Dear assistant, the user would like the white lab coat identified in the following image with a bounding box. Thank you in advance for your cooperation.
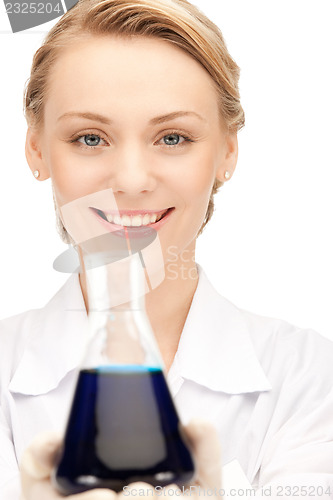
[1,265,333,499]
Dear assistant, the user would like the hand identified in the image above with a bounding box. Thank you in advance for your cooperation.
[20,420,222,500]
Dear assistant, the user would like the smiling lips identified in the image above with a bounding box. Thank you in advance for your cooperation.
[90,207,173,227]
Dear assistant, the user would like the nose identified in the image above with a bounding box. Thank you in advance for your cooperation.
[109,144,157,195]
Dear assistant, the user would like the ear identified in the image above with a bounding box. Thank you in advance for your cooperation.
[216,132,238,183]
[25,127,50,181]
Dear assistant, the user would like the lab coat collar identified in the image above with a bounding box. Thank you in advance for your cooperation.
[9,273,88,396]
[172,265,272,394]
[9,266,271,396]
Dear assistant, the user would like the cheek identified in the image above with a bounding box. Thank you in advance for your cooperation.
[45,141,103,206]
[163,150,216,248]
[173,150,216,209]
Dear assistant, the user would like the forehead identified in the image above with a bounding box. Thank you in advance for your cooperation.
[44,35,219,125]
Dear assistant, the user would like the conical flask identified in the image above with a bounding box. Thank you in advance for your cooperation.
[53,249,195,495]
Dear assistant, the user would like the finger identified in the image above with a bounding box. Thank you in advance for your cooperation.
[23,480,117,500]
[20,432,62,499]
[20,433,119,500]
[21,432,62,479]
[184,419,222,489]
[20,477,62,500]
[68,489,118,500]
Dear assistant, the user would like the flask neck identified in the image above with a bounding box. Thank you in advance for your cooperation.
[84,252,147,313]
[80,251,163,370]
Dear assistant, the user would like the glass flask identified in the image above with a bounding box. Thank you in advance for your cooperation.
[53,248,195,495]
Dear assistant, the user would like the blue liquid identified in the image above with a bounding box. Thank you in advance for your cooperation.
[54,367,195,495]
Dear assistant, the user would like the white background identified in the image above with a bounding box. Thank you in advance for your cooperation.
[0,1,332,340]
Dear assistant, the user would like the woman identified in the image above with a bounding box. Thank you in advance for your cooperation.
[1,0,333,498]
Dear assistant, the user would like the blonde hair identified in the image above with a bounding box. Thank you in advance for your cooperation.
[24,0,244,241]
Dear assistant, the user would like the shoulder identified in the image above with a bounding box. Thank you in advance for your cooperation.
[239,306,333,394]
[0,308,40,349]
[241,305,333,362]
[0,274,80,339]
[0,279,66,347]
[0,309,41,387]
[0,275,81,383]
[199,266,333,391]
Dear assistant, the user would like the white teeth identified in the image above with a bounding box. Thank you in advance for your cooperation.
[143,214,151,225]
[102,211,168,227]
[121,215,131,226]
[114,215,122,225]
[131,215,142,226]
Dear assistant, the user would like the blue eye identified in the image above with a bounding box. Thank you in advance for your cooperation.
[79,134,102,147]
[160,133,195,148]
[163,134,183,146]
[70,133,109,150]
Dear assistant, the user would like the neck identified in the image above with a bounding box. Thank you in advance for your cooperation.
[78,243,198,370]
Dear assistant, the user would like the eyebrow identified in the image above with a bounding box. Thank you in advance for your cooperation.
[57,111,112,124]
[149,111,206,125]
[57,110,206,125]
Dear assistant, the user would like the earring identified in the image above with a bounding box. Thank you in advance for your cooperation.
[33,170,40,179]
[224,171,231,180]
